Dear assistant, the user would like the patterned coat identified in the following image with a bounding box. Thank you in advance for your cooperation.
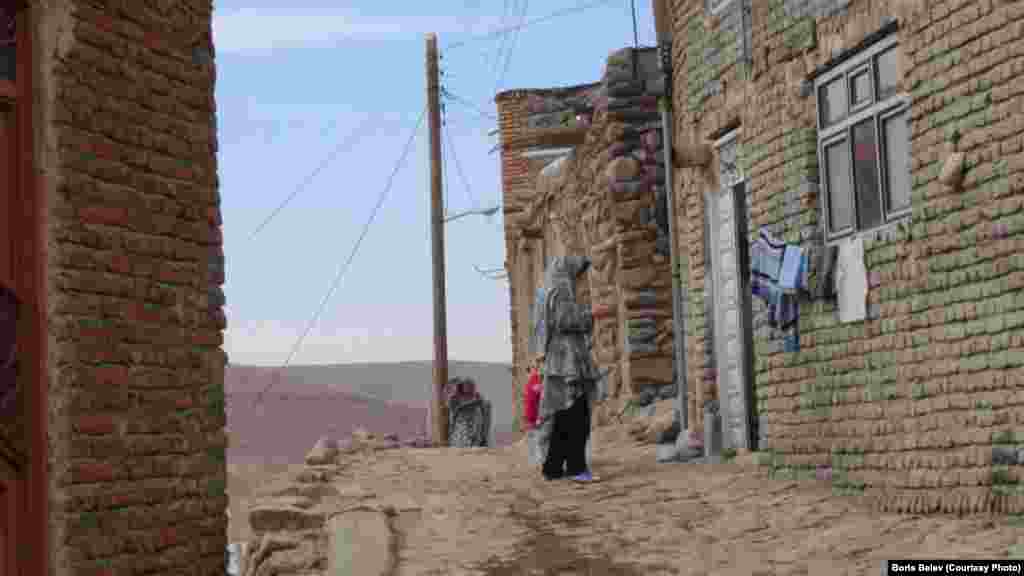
[531,255,598,465]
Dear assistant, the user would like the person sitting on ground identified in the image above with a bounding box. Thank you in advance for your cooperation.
[447,377,492,448]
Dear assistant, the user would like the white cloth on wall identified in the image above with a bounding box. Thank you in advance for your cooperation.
[835,235,867,323]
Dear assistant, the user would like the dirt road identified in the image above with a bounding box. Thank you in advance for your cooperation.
[236,432,1024,575]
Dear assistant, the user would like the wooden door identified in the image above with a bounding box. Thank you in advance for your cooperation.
[0,456,19,576]
[0,76,19,576]
[0,3,36,574]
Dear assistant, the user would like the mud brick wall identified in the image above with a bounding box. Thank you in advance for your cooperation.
[602,48,677,404]
[671,0,1024,513]
[41,1,228,573]
[497,83,603,427]
[499,47,682,428]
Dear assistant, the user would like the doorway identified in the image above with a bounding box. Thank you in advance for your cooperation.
[706,129,757,451]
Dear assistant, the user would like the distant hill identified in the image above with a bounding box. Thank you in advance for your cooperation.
[225,361,517,465]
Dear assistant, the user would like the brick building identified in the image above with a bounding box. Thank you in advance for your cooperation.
[500,0,1024,514]
[668,0,1024,513]
[0,1,226,574]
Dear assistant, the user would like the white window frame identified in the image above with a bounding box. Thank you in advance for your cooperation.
[815,33,911,244]
[707,0,735,17]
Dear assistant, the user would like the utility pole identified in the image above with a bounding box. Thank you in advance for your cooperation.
[426,33,449,447]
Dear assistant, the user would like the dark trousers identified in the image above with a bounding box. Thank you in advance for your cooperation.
[542,394,590,479]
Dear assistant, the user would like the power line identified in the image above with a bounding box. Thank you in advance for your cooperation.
[247,115,376,242]
[442,88,498,121]
[490,0,513,85]
[494,0,530,94]
[444,120,476,211]
[442,98,451,217]
[255,106,428,404]
[443,0,620,51]
[630,0,639,48]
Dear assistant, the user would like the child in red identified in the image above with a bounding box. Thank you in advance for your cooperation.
[523,357,543,430]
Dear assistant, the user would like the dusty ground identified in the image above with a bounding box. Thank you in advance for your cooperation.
[232,426,1024,575]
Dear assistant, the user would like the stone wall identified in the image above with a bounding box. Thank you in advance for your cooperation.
[41,1,228,572]
[671,0,1024,513]
[498,47,680,430]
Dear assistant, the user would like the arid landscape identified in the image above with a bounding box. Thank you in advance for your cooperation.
[225,360,516,543]
[226,360,517,465]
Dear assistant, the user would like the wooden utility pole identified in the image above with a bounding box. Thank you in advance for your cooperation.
[426,33,449,446]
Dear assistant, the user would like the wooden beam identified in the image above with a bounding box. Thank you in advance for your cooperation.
[503,125,587,151]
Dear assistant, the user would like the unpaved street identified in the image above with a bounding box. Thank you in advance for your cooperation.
[235,429,1024,575]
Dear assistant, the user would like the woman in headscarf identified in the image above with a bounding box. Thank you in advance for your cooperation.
[535,256,600,483]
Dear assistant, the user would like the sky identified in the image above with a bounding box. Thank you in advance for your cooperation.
[215,0,658,366]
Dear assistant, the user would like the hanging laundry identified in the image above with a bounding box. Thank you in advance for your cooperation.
[782,333,800,353]
[778,245,803,293]
[814,244,839,299]
[751,228,785,283]
[800,251,810,294]
[835,236,868,323]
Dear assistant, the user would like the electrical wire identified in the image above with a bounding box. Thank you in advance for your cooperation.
[254,106,428,404]
[444,119,476,211]
[443,0,620,51]
[442,99,451,218]
[630,0,639,48]
[494,0,529,94]
[247,114,376,242]
[490,0,513,86]
[442,88,498,121]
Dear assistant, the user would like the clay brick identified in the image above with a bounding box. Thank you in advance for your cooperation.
[73,414,118,436]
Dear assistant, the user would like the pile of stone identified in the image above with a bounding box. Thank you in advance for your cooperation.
[239,429,427,576]
[600,47,677,401]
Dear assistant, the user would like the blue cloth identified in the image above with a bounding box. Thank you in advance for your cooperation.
[783,332,800,353]
[748,229,802,334]
[751,228,785,283]
[778,245,803,292]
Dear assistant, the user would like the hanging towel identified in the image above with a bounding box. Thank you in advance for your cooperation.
[814,245,839,299]
[836,236,868,323]
[751,228,786,283]
[778,245,803,292]
[800,251,810,292]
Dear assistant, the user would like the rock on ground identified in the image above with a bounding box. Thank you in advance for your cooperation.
[305,436,340,466]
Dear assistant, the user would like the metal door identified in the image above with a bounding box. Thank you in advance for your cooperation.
[707,132,756,451]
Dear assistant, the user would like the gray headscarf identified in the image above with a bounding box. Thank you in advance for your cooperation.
[531,255,598,465]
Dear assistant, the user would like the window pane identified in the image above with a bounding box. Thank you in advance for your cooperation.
[852,120,883,230]
[850,71,871,106]
[826,140,853,233]
[819,78,846,127]
[876,47,900,100]
[883,111,911,213]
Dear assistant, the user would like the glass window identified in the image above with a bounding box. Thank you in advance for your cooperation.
[876,47,900,101]
[852,120,883,230]
[816,37,908,240]
[826,139,853,233]
[819,78,846,128]
[882,111,911,213]
[850,70,872,107]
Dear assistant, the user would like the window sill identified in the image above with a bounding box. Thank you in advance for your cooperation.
[825,216,911,248]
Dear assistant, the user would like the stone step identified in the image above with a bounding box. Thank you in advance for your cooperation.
[327,507,394,576]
